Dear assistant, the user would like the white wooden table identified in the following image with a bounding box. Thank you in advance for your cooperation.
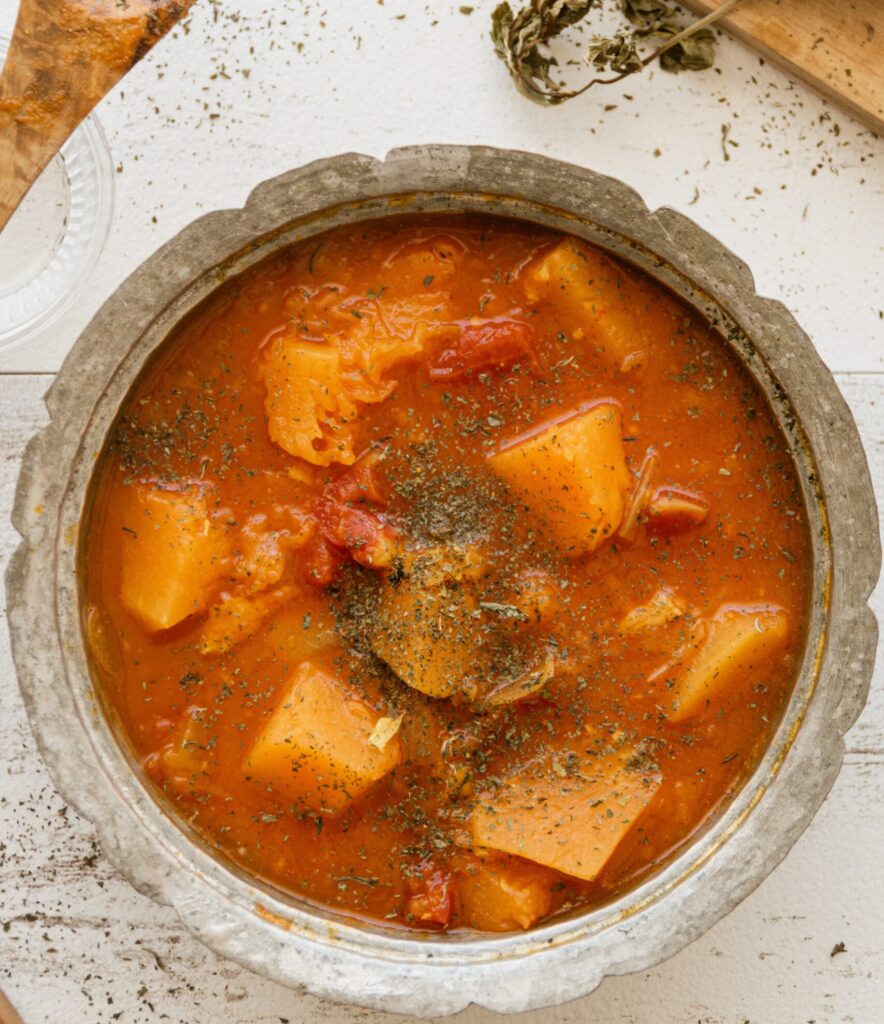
[0,3,881,1021]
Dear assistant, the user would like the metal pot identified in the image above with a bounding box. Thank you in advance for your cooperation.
[7,146,879,1017]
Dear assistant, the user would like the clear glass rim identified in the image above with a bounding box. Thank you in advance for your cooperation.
[0,31,115,352]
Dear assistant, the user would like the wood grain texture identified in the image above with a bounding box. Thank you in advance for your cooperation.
[682,0,884,133]
[0,990,24,1024]
[0,0,194,230]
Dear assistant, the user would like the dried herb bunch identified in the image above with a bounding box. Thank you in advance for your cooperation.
[491,0,743,105]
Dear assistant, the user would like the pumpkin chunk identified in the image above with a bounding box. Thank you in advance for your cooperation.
[261,596,338,668]
[478,647,555,710]
[373,547,551,705]
[199,585,292,657]
[118,482,230,633]
[260,316,430,468]
[458,856,554,931]
[260,336,359,467]
[471,740,660,882]
[244,661,401,815]
[523,239,647,365]
[371,546,487,699]
[669,604,790,721]
[488,404,630,556]
[232,511,313,593]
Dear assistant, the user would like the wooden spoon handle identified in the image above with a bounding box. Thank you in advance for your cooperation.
[0,27,78,231]
[0,988,24,1024]
[0,0,196,234]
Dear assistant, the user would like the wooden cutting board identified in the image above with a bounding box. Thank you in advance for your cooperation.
[682,0,884,133]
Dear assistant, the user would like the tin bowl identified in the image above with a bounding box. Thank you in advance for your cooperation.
[6,146,879,1017]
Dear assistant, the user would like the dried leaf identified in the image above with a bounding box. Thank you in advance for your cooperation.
[491,0,600,104]
[491,0,740,103]
[620,0,672,24]
[478,600,529,620]
[587,31,642,75]
[659,27,716,71]
[621,0,718,70]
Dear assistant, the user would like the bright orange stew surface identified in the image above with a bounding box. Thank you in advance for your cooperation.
[85,214,810,933]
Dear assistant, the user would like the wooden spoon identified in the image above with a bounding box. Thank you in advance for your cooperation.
[0,0,196,233]
[0,988,23,1024]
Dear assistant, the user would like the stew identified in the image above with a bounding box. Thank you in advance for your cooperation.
[84,214,809,932]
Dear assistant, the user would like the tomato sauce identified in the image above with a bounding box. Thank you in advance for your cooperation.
[84,214,810,932]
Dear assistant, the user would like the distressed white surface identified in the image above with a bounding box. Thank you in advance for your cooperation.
[0,1,881,1021]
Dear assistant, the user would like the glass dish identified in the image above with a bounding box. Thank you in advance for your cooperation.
[0,33,114,352]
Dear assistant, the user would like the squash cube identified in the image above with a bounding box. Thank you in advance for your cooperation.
[458,857,554,931]
[524,240,646,365]
[669,604,790,721]
[260,335,359,467]
[471,740,660,882]
[119,482,230,633]
[371,546,487,699]
[261,321,429,467]
[488,404,630,556]
[199,585,292,657]
[244,661,401,815]
[262,598,338,669]
[233,511,313,593]
[336,316,429,403]
[372,591,465,699]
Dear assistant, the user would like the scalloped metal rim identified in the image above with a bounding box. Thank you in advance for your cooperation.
[6,146,880,1017]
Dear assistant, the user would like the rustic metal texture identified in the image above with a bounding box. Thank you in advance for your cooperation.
[6,146,880,1017]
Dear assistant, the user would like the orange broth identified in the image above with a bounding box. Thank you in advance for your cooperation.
[84,214,810,932]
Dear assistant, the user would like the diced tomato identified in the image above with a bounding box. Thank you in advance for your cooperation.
[428,319,536,380]
[324,454,387,506]
[646,487,709,534]
[317,500,397,569]
[406,869,453,927]
[314,455,397,570]
[301,532,344,588]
